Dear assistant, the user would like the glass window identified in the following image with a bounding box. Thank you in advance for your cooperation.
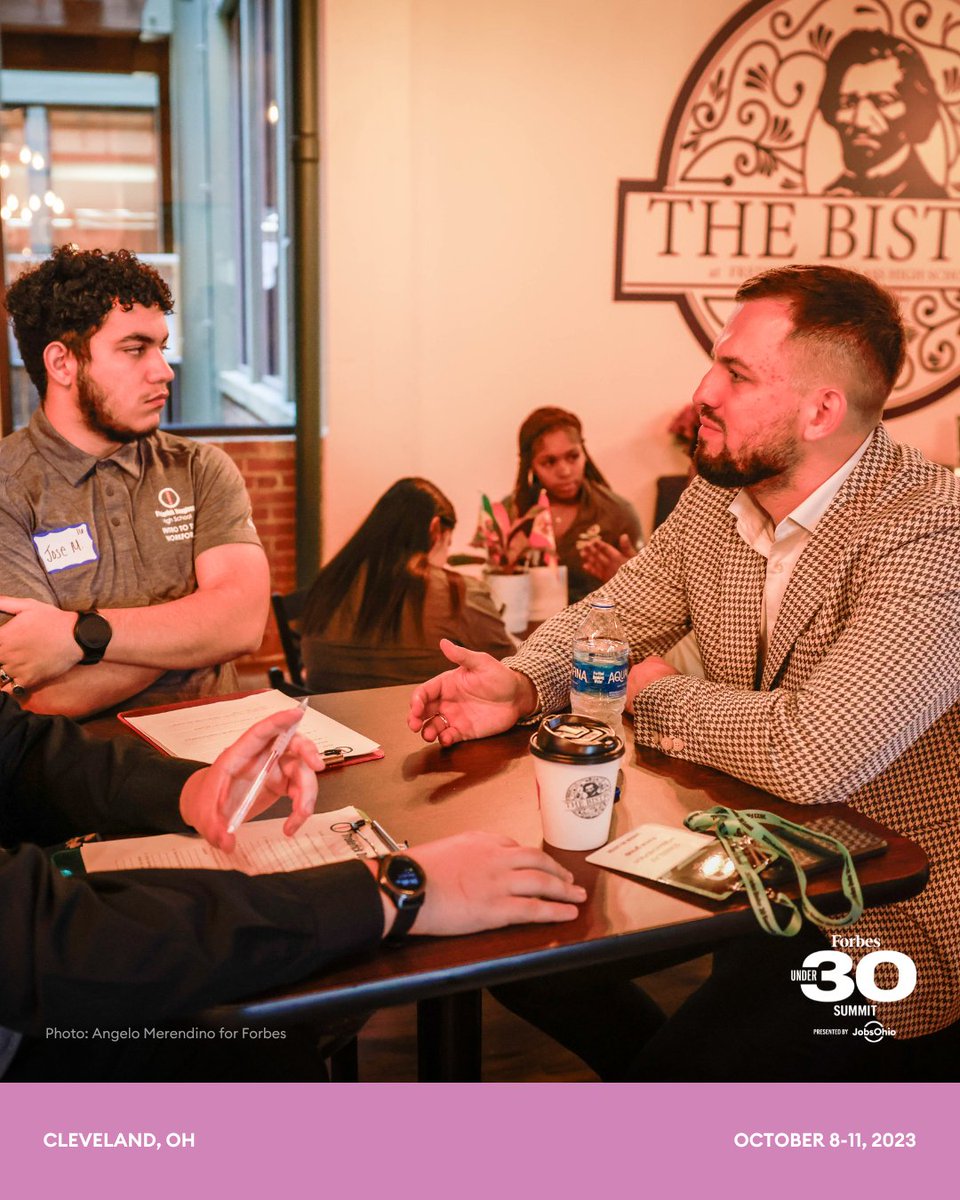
[0,89,179,429]
[0,3,294,433]
[217,0,292,426]
[47,107,162,254]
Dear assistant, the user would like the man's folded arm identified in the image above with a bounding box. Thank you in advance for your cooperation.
[18,663,165,720]
[101,542,270,668]
[0,542,269,707]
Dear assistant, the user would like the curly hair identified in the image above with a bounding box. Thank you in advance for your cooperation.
[4,245,174,399]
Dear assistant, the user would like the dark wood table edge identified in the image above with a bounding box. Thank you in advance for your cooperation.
[85,688,930,1080]
[200,837,928,1080]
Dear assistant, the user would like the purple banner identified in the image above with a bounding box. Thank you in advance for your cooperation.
[1,1081,953,1196]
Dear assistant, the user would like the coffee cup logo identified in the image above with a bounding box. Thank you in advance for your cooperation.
[565,776,612,819]
[616,0,960,416]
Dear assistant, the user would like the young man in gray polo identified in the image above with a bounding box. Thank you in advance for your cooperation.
[0,246,269,718]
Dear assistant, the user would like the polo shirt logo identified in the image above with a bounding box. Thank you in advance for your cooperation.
[33,524,98,572]
[153,486,196,543]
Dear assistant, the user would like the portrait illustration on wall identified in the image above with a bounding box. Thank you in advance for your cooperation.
[617,0,960,416]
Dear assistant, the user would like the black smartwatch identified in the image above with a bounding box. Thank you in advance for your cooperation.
[377,853,426,943]
[73,610,113,665]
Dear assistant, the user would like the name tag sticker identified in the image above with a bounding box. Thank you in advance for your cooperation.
[33,524,98,573]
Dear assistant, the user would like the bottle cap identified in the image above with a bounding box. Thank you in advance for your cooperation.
[530,713,625,764]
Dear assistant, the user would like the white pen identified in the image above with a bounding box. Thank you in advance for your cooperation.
[226,696,310,834]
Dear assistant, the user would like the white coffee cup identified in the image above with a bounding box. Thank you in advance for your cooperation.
[530,714,624,851]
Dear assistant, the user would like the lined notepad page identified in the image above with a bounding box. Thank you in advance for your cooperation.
[78,808,393,876]
[121,691,381,764]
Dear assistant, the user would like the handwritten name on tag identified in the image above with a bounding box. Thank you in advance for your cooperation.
[33,524,98,572]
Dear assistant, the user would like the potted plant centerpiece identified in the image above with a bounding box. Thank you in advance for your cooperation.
[472,491,565,633]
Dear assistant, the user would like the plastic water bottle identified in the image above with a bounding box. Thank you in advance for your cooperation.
[569,599,629,729]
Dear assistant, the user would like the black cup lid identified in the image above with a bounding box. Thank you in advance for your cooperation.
[530,713,624,764]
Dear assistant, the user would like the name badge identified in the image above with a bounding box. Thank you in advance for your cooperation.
[33,524,98,573]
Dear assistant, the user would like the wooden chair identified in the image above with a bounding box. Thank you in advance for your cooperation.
[266,665,310,697]
[271,587,309,686]
[653,474,689,530]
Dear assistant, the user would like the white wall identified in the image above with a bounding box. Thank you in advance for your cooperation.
[319,0,960,559]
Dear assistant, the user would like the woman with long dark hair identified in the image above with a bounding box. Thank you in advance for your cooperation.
[510,407,642,603]
[302,478,514,692]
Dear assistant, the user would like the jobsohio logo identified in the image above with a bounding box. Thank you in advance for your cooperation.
[615,0,960,415]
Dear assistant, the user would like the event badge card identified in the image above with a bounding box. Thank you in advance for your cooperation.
[54,806,397,878]
[587,823,745,900]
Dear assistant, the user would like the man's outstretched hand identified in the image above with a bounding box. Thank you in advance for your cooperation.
[407,639,538,746]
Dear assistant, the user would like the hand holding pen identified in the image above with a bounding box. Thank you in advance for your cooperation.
[227,696,311,833]
[179,698,327,852]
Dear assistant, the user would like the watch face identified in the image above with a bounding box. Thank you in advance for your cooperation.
[385,855,425,895]
[77,612,111,651]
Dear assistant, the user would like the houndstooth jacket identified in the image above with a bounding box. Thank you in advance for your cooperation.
[508,425,960,1039]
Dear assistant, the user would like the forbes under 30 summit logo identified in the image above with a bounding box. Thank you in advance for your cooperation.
[615,0,960,416]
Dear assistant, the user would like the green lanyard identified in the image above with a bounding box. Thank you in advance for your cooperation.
[684,805,864,937]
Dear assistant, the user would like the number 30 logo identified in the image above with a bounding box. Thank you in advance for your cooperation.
[800,950,917,1003]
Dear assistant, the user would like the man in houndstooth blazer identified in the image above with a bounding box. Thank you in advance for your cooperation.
[410,264,960,1073]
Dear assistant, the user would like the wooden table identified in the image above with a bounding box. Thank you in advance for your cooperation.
[153,685,928,1079]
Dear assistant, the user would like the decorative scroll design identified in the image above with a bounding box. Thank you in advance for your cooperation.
[906,290,960,372]
[673,0,960,195]
[616,0,960,415]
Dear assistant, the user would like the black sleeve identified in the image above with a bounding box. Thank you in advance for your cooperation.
[0,696,385,1035]
[2,847,384,1036]
[0,694,198,847]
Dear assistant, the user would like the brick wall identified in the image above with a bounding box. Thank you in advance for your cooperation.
[207,436,298,680]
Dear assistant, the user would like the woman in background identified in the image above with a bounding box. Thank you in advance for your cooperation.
[510,407,642,603]
[302,478,514,692]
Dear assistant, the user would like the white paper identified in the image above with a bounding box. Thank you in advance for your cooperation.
[121,690,381,764]
[77,808,394,876]
[586,822,714,882]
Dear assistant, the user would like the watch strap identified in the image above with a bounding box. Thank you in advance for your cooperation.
[384,901,420,944]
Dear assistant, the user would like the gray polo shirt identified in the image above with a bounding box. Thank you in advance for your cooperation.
[0,409,262,713]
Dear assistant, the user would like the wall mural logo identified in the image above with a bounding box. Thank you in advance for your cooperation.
[615,0,960,415]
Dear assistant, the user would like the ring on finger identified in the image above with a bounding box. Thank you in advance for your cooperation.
[0,669,24,697]
[427,711,450,730]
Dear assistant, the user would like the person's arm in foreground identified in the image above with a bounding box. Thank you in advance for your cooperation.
[1,699,583,1035]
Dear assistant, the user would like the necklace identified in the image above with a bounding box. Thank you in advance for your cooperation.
[549,500,579,536]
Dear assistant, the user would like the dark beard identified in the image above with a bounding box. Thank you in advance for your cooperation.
[77,367,143,445]
[694,440,798,489]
